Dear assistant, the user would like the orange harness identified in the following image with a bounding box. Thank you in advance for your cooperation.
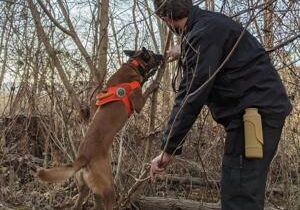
[96,81,141,117]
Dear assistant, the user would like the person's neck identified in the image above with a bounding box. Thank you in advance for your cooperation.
[175,17,188,30]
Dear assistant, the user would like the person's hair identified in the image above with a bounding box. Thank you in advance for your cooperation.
[154,0,193,20]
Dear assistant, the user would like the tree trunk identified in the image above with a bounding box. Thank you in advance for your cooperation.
[263,0,274,50]
[0,3,14,89]
[205,0,215,11]
[97,0,109,87]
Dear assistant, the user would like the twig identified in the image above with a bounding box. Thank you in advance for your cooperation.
[267,33,300,53]
[121,166,150,207]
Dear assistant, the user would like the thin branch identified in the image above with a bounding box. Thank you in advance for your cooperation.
[36,0,72,36]
[267,33,300,53]
[27,0,86,121]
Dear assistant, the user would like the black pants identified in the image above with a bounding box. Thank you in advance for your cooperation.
[221,116,285,210]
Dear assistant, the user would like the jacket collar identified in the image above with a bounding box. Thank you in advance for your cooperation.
[183,6,205,36]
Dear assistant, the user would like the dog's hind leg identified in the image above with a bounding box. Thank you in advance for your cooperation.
[84,157,114,210]
[93,193,104,210]
[92,189,113,210]
[72,171,90,210]
[101,189,114,210]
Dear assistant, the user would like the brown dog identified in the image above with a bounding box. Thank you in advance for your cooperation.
[37,48,163,210]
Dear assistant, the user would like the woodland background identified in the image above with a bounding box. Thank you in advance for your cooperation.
[0,0,299,209]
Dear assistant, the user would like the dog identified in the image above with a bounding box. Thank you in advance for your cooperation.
[37,47,164,210]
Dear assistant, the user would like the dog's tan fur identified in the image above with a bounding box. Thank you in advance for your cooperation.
[37,62,152,210]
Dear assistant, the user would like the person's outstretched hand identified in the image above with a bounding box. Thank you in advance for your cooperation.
[150,152,172,182]
[167,45,181,60]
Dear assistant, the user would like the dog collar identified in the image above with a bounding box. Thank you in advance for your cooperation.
[130,59,146,78]
[95,81,141,117]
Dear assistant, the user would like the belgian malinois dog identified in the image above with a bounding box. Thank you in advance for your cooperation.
[37,48,163,210]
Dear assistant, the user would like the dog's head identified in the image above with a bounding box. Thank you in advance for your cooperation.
[124,47,164,83]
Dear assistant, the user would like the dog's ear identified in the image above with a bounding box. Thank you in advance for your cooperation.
[129,87,145,113]
[141,47,151,62]
[124,50,137,58]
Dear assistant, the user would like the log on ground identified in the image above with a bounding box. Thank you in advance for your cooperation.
[132,197,278,210]
[132,197,220,210]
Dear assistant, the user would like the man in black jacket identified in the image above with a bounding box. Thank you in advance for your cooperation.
[150,1,292,210]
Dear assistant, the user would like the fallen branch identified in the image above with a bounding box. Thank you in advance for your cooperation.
[157,175,220,188]
[157,175,298,195]
[132,197,279,210]
[133,197,221,210]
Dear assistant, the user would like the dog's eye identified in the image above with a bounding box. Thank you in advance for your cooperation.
[142,52,150,61]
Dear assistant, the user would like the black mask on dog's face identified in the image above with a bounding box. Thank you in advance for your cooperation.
[124,47,164,81]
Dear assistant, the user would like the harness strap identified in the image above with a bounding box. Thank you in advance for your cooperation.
[96,81,141,117]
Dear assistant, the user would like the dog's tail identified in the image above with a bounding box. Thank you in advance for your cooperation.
[37,156,87,183]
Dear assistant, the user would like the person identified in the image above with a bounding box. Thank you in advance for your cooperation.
[150,1,292,210]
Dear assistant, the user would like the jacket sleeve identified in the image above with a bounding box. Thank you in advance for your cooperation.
[161,26,224,155]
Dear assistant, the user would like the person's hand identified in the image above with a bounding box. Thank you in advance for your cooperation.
[166,45,181,60]
[150,152,173,182]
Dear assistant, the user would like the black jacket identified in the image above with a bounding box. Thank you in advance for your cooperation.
[161,6,292,155]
